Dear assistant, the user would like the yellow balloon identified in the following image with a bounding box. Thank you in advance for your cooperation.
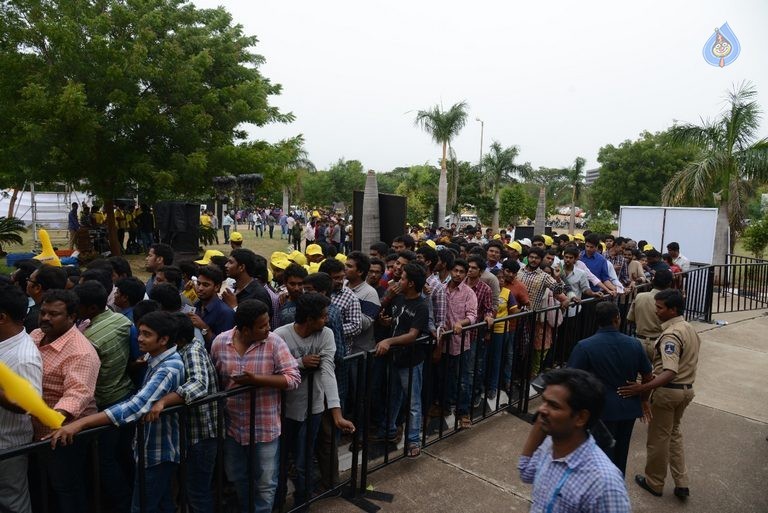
[34,229,62,267]
[0,361,65,429]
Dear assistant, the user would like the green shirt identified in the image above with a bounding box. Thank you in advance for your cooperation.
[85,309,134,408]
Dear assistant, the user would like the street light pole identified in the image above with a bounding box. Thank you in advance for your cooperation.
[476,118,484,170]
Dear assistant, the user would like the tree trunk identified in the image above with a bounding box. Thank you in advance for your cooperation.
[450,157,459,216]
[361,170,380,251]
[282,184,290,215]
[104,198,122,256]
[438,141,448,226]
[569,186,576,235]
[534,186,546,234]
[7,188,19,218]
[492,186,500,233]
[712,201,729,265]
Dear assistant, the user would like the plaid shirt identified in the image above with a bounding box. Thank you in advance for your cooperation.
[210,330,300,444]
[468,278,494,322]
[330,285,362,351]
[518,435,630,512]
[444,281,477,355]
[518,267,564,311]
[176,339,219,445]
[31,326,101,439]
[606,252,629,285]
[105,348,185,467]
[426,273,447,331]
[84,309,134,409]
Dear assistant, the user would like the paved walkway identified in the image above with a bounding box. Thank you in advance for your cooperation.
[319,310,768,513]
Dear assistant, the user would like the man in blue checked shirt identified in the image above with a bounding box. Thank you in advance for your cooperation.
[46,311,185,513]
[518,368,630,513]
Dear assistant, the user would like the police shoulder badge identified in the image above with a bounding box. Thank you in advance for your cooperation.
[664,341,677,355]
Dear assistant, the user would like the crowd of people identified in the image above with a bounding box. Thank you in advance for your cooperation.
[1,218,700,513]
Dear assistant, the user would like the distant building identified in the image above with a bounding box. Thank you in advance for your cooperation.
[585,167,601,186]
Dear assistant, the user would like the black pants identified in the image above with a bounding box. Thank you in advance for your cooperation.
[601,418,636,476]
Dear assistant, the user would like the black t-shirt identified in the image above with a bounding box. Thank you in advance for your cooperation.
[236,279,274,317]
[387,294,429,368]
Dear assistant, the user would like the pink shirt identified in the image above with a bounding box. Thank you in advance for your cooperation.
[30,325,101,439]
[210,329,300,444]
[444,281,478,355]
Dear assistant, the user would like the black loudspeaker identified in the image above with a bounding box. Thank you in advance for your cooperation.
[352,191,407,251]
[155,201,200,253]
[512,225,553,241]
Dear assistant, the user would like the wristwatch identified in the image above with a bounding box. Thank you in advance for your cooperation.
[201,328,209,336]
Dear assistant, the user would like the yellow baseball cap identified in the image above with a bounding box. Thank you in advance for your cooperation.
[304,262,321,274]
[493,234,501,240]
[335,253,347,263]
[305,244,323,256]
[288,250,307,267]
[506,241,522,253]
[425,239,436,249]
[543,235,554,246]
[574,234,585,242]
[643,244,655,251]
[194,249,224,265]
[270,251,290,270]
[230,231,243,242]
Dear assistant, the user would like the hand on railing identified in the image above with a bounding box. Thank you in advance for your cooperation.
[143,401,166,423]
[374,340,391,357]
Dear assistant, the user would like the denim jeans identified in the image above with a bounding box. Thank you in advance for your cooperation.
[502,329,518,387]
[224,437,280,513]
[185,438,218,513]
[283,413,322,506]
[223,225,231,242]
[485,332,508,395]
[131,461,178,513]
[446,348,473,416]
[382,363,423,446]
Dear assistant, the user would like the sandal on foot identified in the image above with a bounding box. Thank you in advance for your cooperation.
[407,444,421,457]
[459,415,472,429]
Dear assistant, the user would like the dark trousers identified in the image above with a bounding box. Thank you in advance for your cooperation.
[29,437,90,513]
[601,418,636,476]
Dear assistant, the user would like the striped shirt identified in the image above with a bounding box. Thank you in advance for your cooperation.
[84,309,134,408]
[0,330,42,448]
[105,347,184,467]
[518,435,630,512]
[31,326,101,439]
[426,274,447,333]
[176,339,219,445]
[210,330,300,444]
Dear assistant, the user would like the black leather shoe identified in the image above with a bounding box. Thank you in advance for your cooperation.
[674,487,690,499]
[634,475,662,497]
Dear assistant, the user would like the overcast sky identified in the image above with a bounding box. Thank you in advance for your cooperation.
[193,0,768,173]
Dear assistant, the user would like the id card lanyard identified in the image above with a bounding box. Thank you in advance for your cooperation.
[545,467,573,513]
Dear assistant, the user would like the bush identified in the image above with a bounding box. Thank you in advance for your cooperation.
[742,216,768,259]
[587,210,618,236]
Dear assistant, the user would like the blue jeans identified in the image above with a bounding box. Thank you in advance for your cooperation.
[485,332,508,395]
[224,437,280,513]
[446,349,474,416]
[131,461,178,513]
[185,438,218,513]
[283,414,322,505]
[502,329,518,387]
[382,363,423,446]
[223,225,231,242]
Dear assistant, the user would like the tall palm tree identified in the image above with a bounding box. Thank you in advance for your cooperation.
[662,82,768,263]
[564,157,586,234]
[482,141,521,232]
[414,101,469,224]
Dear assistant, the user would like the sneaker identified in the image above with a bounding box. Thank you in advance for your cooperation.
[528,385,540,399]
[472,394,484,409]
[487,390,497,401]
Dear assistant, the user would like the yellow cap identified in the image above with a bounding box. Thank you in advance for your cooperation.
[567,234,574,241]
[305,244,323,256]
[335,253,347,263]
[270,251,290,270]
[599,242,606,251]
[493,234,501,240]
[574,233,585,242]
[506,241,522,253]
[311,210,320,218]
[643,244,654,251]
[305,262,321,274]
[543,235,554,246]
[230,231,243,242]
[194,249,224,265]
[425,239,436,249]
[288,250,307,267]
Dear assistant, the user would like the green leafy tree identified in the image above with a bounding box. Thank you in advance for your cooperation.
[482,141,522,231]
[0,0,293,254]
[742,215,768,259]
[587,210,618,236]
[663,83,768,261]
[499,184,536,226]
[591,131,699,213]
[393,165,440,225]
[414,101,469,224]
[0,217,26,255]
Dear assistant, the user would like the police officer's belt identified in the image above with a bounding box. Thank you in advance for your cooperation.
[662,383,693,390]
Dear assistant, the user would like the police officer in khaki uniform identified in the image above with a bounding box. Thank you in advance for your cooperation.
[618,288,700,499]
[627,270,673,360]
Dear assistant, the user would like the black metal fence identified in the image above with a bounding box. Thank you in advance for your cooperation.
[4,260,768,512]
